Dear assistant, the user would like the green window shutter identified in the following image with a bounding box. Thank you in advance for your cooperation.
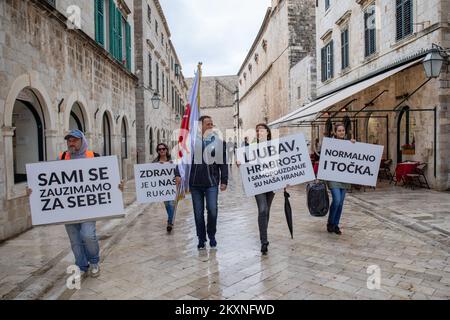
[95,0,104,46]
[116,9,122,62]
[126,22,131,70]
[330,40,334,78]
[109,0,116,56]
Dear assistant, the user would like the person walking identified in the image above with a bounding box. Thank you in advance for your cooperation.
[27,129,123,277]
[153,142,175,232]
[175,116,228,250]
[325,123,355,235]
[237,123,275,255]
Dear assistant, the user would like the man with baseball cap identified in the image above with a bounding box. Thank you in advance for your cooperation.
[28,129,123,278]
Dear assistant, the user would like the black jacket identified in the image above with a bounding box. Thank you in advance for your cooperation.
[175,135,228,188]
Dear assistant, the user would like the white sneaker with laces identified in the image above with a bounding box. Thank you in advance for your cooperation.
[89,264,100,278]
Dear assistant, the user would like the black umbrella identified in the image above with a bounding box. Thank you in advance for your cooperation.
[284,191,293,239]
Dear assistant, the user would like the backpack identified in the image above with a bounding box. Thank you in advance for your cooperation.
[306,181,329,217]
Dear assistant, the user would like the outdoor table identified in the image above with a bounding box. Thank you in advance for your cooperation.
[395,161,420,184]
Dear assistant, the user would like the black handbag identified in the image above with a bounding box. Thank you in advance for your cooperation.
[306,181,329,217]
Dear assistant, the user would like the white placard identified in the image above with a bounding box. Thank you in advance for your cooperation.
[134,163,177,203]
[236,133,315,196]
[26,156,124,226]
[317,137,384,187]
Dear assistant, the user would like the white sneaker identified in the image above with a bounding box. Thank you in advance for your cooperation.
[89,264,100,278]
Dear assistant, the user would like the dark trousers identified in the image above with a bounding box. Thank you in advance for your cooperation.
[255,191,275,245]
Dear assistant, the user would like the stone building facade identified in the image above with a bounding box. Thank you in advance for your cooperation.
[186,75,238,141]
[307,0,449,190]
[134,0,188,164]
[237,0,316,142]
[0,0,137,241]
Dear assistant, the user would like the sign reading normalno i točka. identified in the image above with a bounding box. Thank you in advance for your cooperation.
[317,138,384,187]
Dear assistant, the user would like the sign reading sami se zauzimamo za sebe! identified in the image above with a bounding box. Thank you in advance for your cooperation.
[26,156,124,226]
[236,133,315,197]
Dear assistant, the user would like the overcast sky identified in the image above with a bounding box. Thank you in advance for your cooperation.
[160,0,271,78]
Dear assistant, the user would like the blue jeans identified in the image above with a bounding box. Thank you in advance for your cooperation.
[65,221,100,272]
[191,186,219,244]
[328,188,346,226]
[164,201,175,224]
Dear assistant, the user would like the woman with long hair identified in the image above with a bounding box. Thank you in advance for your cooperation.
[238,123,275,255]
[153,143,175,232]
[326,123,355,235]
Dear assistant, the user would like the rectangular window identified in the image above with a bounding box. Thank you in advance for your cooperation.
[162,72,165,98]
[156,63,160,93]
[364,4,377,57]
[155,20,158,35]
[325,0,330,11]
[166,78,169,102]
[147,4,151,23]
[172,86,175,109]
[297,86,301,99]
[321,40,334,82]
[396,0,413,41]
[161,33,164,45]
[341,28,349,70]
[95,0,105,46]
[148,54,153,88]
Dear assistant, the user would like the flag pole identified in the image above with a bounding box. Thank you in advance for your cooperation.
[172,62,202,227]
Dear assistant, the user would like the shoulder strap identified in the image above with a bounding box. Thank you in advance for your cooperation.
[59,151,67,160]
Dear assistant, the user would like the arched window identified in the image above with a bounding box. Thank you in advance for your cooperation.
[69,102,85,131]
[149,127,154,155]
[12,88,45,183]
[121,118,127,159]
[102,112,111,156]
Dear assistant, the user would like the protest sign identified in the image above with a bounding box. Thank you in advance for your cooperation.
[236,133,315,197]
[317,137,384,187]
[134,163,177,203]
[26,156,124,225]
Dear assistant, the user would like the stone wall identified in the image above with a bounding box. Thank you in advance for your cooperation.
[186,75,238,138]
[134,0,188,163]
[0,0,137,241]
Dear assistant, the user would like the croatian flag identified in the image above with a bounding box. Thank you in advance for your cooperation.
[177,65,201,199]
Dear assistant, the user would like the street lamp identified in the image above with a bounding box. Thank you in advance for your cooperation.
[423,49,444,78]
[151,92,161,109]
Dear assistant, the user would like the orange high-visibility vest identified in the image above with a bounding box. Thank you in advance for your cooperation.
[58,150,95,160]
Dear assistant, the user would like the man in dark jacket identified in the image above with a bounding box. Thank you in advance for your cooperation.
[176,116,228,250]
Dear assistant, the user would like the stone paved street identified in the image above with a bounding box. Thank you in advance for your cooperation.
[1,170,450,300]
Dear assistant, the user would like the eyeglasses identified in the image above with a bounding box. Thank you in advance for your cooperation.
[157,148,167,151]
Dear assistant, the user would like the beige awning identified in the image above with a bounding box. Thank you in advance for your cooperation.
[269,59,422,127]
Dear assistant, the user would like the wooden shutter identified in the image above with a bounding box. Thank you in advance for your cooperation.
[404,0,413,38]
[116,9,123,62]
[95,0,104,46]
[126,22,131,70]
[321,47,326,82]
[329,40,334,78]
[109,0,116,56]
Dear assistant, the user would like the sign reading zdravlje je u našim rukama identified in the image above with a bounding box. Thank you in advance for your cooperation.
[236,133,315,197]
[317,138,384,187]
[134,163,177,204]
[26,156,124,226]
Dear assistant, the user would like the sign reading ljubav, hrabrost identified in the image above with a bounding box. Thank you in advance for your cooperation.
[236,133,315,197]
